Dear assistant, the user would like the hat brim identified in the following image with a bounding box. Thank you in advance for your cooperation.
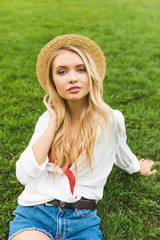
[36,34,106,92]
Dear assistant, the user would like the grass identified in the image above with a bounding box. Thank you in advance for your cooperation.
[0,0,160,239]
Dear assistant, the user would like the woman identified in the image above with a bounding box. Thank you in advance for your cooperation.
[9,34,156,240]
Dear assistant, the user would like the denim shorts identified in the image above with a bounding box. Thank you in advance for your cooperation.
[9,204,104,240]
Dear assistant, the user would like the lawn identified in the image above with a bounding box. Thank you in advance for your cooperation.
[0,0,160,239]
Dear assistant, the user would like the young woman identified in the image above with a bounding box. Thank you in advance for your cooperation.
[9,34,156,240]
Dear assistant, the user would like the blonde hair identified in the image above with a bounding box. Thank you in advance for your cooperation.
[46,45,113,173]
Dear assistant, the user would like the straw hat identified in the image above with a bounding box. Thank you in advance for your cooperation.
[36,34,106,92]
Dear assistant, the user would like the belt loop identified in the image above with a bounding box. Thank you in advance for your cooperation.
[45,202,54,207]
[60,201,65,208]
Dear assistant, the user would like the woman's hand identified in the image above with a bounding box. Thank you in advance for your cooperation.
[43,94,57,122]
[32,94,57,166]
[139,159,157,175]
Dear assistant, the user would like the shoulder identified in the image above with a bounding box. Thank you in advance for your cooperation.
[108,109,125,132]
[105,107,124,122]
[38,110,50,121]
[112,109,124,122]
[35,111,50,128]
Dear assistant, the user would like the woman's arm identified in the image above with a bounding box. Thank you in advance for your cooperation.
[114,111,157,176]
[32,94,57,166]
[114,110,140,174]
[16,95,58,185]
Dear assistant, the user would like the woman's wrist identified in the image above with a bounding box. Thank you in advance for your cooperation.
[48,118,57,132]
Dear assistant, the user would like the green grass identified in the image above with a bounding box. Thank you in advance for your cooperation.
[0,0,160,239]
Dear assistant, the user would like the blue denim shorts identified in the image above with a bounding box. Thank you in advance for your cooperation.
[9,204,104,240]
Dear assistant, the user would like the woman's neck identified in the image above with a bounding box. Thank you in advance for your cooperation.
[66,97,86,124]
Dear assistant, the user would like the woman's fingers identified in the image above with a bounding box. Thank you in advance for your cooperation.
[48,97,54,106]
[140,159,155,166]
[43,95,57,121]
[43,94,49,105]
[139,159,157,175]
[147,169,157,175]
[43,94,52,108]
[149,160,155,168]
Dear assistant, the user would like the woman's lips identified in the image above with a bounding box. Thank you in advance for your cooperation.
[68,86,81,93]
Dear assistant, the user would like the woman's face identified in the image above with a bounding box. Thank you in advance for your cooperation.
[52,50,90,103]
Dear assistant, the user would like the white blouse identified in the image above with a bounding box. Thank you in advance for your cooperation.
[16,110,140,206]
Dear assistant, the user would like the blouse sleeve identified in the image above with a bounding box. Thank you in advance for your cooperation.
[16,111,50,185]
[115,110,140,174]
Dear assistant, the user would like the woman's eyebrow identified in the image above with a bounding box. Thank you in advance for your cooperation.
[56,66,67,70]
[76,64,85,67]
[56,64,85,70]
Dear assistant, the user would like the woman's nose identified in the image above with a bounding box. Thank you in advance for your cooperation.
[68,71,78,83]
[69,79,78,84]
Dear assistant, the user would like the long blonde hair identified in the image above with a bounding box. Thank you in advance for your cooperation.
[46,45,113,173]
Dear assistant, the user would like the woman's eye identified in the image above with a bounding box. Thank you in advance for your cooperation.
[78,68,86,72]
[58,70,66,75]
